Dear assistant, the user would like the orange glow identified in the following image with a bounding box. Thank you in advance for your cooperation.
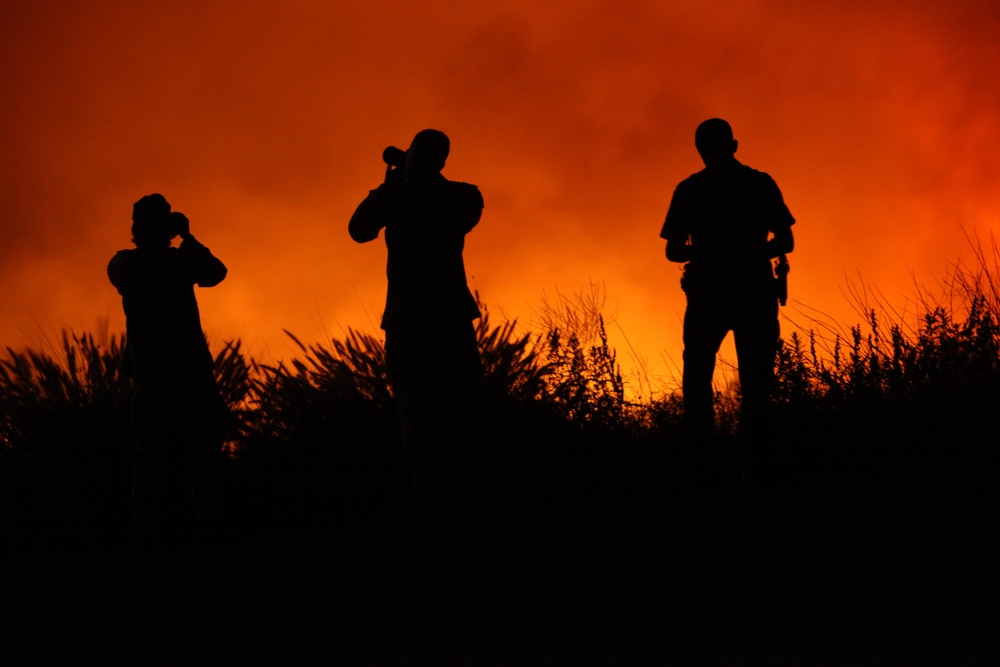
[2,1,998,393]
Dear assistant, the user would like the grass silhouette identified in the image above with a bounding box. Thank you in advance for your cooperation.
[2,250,999,539]
[2,250,999,662]
[2,267,996,542]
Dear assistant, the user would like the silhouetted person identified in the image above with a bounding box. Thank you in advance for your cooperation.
[349,129,485,520]
[661,119,795,474]
[108,194,228,549]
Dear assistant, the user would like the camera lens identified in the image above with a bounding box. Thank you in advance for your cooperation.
[382,146,406,168]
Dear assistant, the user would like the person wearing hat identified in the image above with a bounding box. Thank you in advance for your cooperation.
[108,193,228,549]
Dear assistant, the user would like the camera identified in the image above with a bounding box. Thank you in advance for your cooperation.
[167,211,188,238]
[382,146,407,168]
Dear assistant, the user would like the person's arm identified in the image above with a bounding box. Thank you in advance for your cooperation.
[453,183,484,234]
[661,184,692,263]
[107,251,131,291]
[349,183,395,243]
[764,174,795,259]
[180,236,228,287]
[174,213,228,287]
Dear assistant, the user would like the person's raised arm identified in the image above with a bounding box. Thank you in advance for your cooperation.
[350,187,389,242]
[175,213,228,287]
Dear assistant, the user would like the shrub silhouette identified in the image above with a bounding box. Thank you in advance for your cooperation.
[0,332,251,545]
[4,242,1000,544]
[763,242,1000,499]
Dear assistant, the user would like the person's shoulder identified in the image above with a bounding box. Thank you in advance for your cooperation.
[108,248,134,266]
[445,179,481,194]
[446,179,484,207]
[675,168,711,194]
[681,168,707,183]
[107,248,137,285]
[740,163,778,183]
[675,169,704,187]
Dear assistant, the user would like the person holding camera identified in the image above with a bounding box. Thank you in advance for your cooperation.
[660,119,795,476]
[349,129,485,521]
[108,193,228,549]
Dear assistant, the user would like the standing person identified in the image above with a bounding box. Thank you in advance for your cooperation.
[660,119,795,474]
[349,129,485,520]
[108,194,228,549]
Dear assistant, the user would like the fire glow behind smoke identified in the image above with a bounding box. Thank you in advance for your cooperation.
[1,0,998,390]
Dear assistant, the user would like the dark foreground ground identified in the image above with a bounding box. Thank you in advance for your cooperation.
[2,474,997,666]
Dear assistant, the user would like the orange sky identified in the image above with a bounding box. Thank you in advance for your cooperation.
[2,0,999,395]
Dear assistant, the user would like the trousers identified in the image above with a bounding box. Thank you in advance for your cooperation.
[682,287,779,445]
[385,321,484,512]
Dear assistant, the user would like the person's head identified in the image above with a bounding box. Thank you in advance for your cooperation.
[405,129,450,179]
[131,193,172,248]
[694,118,738,167]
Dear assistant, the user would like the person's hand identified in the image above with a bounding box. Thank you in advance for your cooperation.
[384,164,405,186]
[172,212,191,240]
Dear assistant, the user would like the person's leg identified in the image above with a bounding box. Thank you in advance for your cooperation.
[131,389,183,549]
[733,295,780,492]
[387,328,463,517]
[439,321,487,507]
[733,296,780,442]
[682,299,729,446]
[182,387,227,535]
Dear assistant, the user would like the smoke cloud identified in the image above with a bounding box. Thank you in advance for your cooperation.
[1,0,997,385]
